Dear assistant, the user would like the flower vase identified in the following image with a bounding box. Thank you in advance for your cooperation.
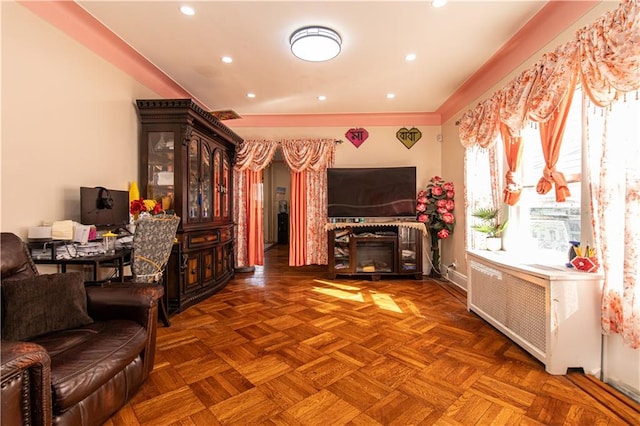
[430,233,441,278]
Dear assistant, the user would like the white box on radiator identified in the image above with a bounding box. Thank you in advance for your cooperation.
[467,250,603,375]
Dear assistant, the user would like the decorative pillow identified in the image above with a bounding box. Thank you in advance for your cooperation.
[1,272,93,341]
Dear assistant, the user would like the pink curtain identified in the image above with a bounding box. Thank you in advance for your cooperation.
[233,138,335,268]
[233,170,249,267]
[460,0,640,149]
[586,95,640,349]
[578,0,640,108]
[459,0,640,205]
[245,169,264,266]
[535,68,578,203]
[499,122,524,206]
[459,95,502,149]
[233,140,278,268]
[289,172,307,266]
[280,139,335,266]
[458,0,640,347]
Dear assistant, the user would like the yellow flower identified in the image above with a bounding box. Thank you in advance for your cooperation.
[143,199,157,211]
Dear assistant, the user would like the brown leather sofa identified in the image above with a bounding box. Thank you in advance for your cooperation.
[0,232,163,425]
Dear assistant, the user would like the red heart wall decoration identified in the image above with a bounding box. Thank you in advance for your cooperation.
[396,127,422,149]
[345,128,369,148]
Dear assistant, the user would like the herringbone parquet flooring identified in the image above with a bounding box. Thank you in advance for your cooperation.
[106,245,638,425]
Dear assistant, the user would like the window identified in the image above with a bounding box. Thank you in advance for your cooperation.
[510,88,583,259]
[465,88,584,261]
[465,142,502,250]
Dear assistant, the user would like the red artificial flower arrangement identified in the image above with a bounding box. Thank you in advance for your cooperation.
[416,176,456,240]
[130,198,163,218]
[416,176,456,276]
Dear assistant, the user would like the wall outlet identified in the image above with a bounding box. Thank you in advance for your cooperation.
[448,260,457,270]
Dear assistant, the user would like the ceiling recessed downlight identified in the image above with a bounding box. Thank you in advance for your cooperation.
[180,5,195,16]
[290,26,342,62]
[405,53,417,61]
[386,93,396,99]
[318,95,327,101]
[221,56,233,63]
[247,93,256,98]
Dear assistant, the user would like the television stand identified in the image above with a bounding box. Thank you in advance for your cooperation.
[326,222,425,280]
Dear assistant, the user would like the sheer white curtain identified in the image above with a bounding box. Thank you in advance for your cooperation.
[586,95,640,349]
[465,142,502,250]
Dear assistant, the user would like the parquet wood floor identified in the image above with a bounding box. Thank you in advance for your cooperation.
[106,245,638,425]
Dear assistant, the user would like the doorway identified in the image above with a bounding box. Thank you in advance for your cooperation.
[262,149,290,252]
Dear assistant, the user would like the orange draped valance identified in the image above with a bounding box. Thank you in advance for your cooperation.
[234,139,336,172]
[459,0,640,149]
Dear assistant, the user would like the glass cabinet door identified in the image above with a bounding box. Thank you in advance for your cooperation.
[333,229,351,272]
[222,154,230,219]
[213,149,221,218]
[200,144,212,219]
[147,131,175,208]
[399,227,418,272]
[187,139,200,220]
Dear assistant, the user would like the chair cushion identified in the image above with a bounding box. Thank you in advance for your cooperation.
[1,272,93,341]
[32,320,147,411]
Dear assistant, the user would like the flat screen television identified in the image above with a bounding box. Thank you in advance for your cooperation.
[327,167,416,218]
[80,186,130,229]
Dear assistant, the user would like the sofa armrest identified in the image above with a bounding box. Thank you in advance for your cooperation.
[85,284,163,328]
[1,340,52,426]
[85,284,164,378]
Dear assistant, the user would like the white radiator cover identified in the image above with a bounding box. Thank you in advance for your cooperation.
[467,250,603,375]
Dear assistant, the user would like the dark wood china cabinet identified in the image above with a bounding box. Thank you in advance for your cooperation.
[136,99,242,313]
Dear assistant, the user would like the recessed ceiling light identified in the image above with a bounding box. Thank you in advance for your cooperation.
[318,95,327,101]
[180,5,195,16]
[247,93,256,98]
[405,53,417,62]
[221,56,233,63]
[386,93,396,99]
[432,0,447,8]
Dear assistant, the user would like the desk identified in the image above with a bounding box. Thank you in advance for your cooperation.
[33,250,131,283]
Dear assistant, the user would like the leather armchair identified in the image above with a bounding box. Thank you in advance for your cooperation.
[0,233,163,426]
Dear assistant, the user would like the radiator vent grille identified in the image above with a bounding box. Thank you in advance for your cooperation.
[470,261,507,325]
[504,274,546,352]
[470,260,547,354]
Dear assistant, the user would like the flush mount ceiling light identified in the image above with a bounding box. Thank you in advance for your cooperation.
[290,26,342,62]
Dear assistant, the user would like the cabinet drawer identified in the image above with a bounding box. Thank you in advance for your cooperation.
[219,227,232,243]
[187,231,219,248]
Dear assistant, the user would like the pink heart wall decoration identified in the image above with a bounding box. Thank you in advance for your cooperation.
[345,128,369,148]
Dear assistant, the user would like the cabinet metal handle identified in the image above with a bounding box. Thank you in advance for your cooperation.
[190,269,197,274]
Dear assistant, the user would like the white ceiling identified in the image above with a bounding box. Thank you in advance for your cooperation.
[77,0,548,116]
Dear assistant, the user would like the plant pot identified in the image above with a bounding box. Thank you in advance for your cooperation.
[486,237,502,251]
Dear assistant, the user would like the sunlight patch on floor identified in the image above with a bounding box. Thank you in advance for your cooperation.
[313,279,361,291]
[311,279,403,313]
[370,292,403,313]
[312,287,365,303]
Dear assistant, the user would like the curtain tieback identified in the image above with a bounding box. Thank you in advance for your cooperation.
[503,170,522,206]
[536,166,570,202]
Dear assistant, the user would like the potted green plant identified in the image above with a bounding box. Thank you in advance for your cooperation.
[471,207,508,251]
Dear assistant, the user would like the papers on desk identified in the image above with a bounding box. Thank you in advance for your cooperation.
[51,220,75,240]
[52,237,132,259]
[116,236,133,250]
[55,242,104,259]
